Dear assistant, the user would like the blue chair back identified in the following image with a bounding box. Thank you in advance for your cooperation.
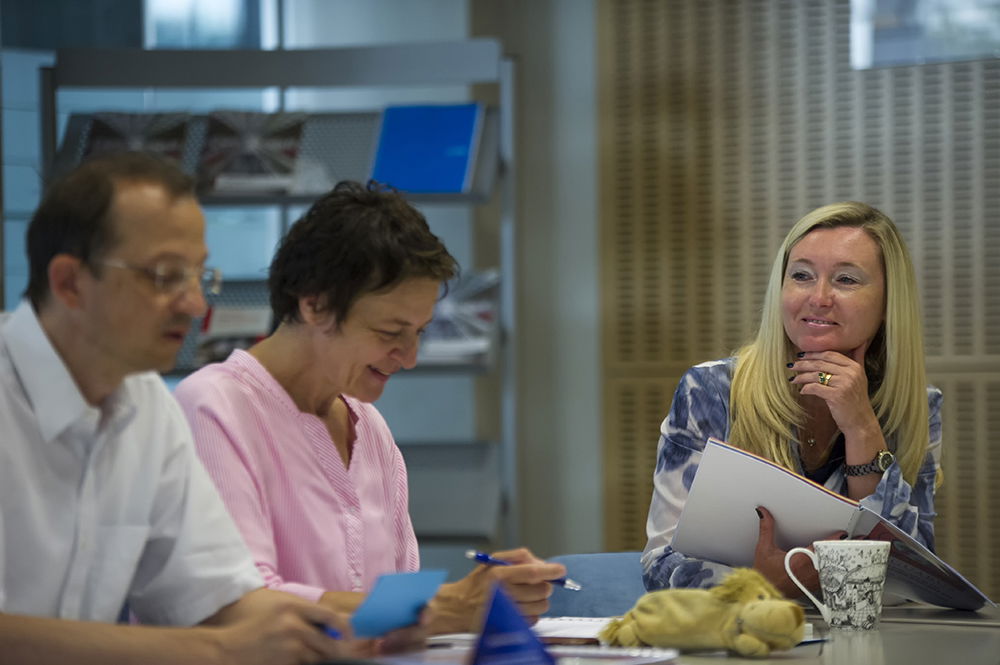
[544,551,646,617]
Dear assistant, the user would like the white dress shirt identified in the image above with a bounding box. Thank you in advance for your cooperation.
[0,301,262,626]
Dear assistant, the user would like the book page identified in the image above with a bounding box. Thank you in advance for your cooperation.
[671,438,860,567]
[672,439,992,610]
[383,644,678,665]
[856,509,992,610]
[428,617,614,648]
[534,617,613,642]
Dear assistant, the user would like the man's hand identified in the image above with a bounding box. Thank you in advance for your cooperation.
[205,588,349,665]
[316,589,427,655]
[426,548,566,633]
[375,621,429,655]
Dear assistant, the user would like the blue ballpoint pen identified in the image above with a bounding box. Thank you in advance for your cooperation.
[465,549,583,591]
[317,624,342,640]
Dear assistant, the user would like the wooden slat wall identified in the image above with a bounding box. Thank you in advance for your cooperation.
[598,0,1000,601]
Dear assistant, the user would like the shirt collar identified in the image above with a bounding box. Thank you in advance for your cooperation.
[229,349,361,427]
[3,301,107,444]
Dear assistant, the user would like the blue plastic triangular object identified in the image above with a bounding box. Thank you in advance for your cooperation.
[470,585,556,665]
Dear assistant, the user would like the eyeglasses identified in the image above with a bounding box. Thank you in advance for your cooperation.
[98,259,223,297]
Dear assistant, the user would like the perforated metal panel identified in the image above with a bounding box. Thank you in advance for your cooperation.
[604,378,673,552]
[599,0,1000,600]
[173,280,271,372]
[930,373,1000,599]
[297,113,380,184]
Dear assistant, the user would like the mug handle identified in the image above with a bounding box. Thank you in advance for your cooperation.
[784,547,830,624]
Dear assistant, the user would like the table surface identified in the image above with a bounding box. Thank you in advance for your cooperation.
[395,604,1000,665]
[678,604,1000,665]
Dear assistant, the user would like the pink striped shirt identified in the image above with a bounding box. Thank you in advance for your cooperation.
[174,350,419,602]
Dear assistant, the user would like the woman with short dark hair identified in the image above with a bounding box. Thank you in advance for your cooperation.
[176,182,563,634]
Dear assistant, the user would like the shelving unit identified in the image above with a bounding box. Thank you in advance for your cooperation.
[39,40,520,566]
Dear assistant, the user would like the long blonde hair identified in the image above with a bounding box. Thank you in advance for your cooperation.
[728,202,929,485]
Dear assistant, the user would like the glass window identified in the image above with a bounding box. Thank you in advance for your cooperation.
[852,0,1000,69]
[145,0,262,49]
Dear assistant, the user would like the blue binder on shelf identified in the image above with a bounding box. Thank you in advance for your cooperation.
[370,103,484,194]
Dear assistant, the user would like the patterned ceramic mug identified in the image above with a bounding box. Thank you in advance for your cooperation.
[784,540,891,630]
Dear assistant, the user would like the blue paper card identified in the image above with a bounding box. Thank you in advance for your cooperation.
[350,570,447,638]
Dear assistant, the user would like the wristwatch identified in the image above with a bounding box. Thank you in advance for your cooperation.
[844,449,896,476]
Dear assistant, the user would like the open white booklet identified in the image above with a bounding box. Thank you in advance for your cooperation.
[671,438,993,611]
[425,618,679,664]
[427,617,613,647]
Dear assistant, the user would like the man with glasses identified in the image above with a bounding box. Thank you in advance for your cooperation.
[0,152,346,664]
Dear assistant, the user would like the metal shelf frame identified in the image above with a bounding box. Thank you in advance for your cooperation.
[39,39,520,548]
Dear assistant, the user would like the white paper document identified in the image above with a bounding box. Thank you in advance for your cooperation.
[672,438,993,610]
[424,618,678,664]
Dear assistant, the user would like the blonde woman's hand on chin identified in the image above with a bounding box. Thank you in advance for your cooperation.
[789,346,880,437]
[424,548,566,633]
[790,346,889,498]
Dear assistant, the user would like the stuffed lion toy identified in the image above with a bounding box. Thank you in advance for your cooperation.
[599,568,805,658]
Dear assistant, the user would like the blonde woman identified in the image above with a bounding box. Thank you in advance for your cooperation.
[641,202,940,598]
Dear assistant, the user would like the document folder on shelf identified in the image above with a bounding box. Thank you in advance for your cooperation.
[370,103,484,194]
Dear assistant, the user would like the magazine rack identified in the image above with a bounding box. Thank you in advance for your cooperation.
[50,108,501,206]
[39,40,520,553]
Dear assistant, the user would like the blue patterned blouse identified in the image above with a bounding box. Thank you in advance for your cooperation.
[641,358,943,591]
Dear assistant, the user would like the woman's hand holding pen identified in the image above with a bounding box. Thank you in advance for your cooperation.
[425,547,567,633]
[477,548,569,622]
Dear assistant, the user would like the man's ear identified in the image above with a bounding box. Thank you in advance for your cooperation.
[47,254,86,309]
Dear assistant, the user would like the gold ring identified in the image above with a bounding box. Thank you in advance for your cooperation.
[818,371,832,386]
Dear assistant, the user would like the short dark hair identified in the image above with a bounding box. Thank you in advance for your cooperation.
[25,151,195,308]
[269,181,459,325]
